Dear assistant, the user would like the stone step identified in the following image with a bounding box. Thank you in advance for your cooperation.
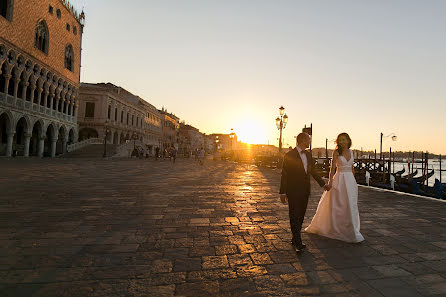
[60,144,117,158]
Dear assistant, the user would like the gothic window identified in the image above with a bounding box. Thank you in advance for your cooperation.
[64,44,74,71]
[0,0,13,21]
[114,108,117,121]
[107,105,111,119]
[56,9,61,19]
[66,23,70,32]
[48,5,53,14]
[34,20,49,54]
[85,102,95,118]
[73,25,77,35]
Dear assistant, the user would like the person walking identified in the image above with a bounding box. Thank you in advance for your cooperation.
[279,132,330,252]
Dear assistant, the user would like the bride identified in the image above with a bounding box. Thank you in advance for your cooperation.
[305,133,364,243]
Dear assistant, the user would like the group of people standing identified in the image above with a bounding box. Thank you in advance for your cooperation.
[154,146,205,165]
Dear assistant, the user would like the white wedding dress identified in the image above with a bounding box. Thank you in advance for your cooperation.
[305,149,364,243]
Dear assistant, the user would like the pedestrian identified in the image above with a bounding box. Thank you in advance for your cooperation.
[199,147,205,165]
[155,147,160,160]
[172,146,177,163]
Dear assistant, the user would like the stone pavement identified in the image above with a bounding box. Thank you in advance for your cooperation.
[0,158,445,297]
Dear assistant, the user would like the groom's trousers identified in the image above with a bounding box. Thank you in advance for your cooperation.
[288,193,309,245]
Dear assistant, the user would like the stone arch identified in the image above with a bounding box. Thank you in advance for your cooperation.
[0,61,8,93]
[79,127,98,141]
[8,66,18,96]
[68,128,75,145]
[14,116,30,156]
[56,125,66,155]
[29,119,43,156]
[44,123,55,157]
[0,111,13,156]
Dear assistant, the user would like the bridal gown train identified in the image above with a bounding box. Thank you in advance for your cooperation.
[305,149,364,243]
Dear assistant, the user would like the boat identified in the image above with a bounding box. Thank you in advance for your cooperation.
[401,170,418,179]
[394,168,405,176]
[413,170,435,183]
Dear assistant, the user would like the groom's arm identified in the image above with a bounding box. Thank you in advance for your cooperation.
[279,154,289,194]
[309,155,326,188]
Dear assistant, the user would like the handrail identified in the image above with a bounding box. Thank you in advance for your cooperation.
[113,140,144,157]
[66,137,102,152]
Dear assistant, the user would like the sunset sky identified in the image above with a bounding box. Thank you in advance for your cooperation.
[70,0,446,154]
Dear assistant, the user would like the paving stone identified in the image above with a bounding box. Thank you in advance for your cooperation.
[1,159,445,296]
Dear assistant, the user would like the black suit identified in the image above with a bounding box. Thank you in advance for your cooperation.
[280,148,325,245]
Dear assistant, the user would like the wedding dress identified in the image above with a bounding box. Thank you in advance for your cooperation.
[305,149,364,243]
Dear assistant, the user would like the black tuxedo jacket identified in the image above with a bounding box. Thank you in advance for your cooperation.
[279,148,325,197]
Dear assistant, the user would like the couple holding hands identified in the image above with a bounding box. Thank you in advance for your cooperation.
[279,132,364,252]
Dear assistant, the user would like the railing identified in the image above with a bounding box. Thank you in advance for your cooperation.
[66,137,102,152]
[113,140,144,158]
[0,93,76,124]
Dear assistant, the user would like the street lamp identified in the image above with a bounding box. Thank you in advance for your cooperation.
[103,120,110,158]
[275,106,288,152]
[380,132,397,160]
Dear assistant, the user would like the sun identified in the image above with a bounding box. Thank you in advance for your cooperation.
[233,119,268,145]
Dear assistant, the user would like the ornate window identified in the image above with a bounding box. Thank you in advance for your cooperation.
[85,102,95,118]
[73,25,77,35]
[56,9,61,19]
[34,20,49,54]
[66,23,70,32]
[64,44,74,71]
[0,0,13,21]
[48,5,53,14]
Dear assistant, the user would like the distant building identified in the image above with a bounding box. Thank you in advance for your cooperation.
[209,133,237,152]
[0,0,85,157]
[78,83,162,154]
[178,123,204,156]
[159,108,179,150]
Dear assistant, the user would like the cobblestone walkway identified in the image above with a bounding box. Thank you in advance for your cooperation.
[0,158,445,296]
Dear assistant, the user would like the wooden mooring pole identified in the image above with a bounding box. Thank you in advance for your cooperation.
[440,154,442,183]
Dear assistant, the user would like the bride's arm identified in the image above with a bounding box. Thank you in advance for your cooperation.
[328,150,338,187]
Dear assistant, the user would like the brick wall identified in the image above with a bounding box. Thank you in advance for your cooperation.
[0,0,83,85]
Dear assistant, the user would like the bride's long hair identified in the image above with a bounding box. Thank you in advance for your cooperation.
[335,133,352,155]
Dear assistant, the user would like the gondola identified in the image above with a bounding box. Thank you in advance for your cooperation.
[394,168,405,176]
[401,170,418,179]
[413,170,435,183]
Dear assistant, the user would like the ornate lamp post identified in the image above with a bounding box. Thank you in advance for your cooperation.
[275,106,288,153]
[380,132,397,160]
[103,120,110,158]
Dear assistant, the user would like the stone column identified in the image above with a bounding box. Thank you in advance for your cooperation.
[13,79,20,99]
[43,89,49,108]
[36,88,43,106]
[6,131,14,157]
[22,82,29,101]
[50,137,57,158]
[23,133,32,157]
[37,136,45,157]
[29,85,36,104]
[49,93,55,110]
[110,131,114,144]
[117,132,121,144]
[3,74,11,96]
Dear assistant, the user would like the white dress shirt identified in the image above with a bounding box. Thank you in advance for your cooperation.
[296,146,308,174]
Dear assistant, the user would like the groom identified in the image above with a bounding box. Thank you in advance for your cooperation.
[279,132,330,252]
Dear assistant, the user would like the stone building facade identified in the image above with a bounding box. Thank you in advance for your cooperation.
[159,108,179,150]
[78,83,162,153]
[0,0,84,157]
[209,133,238,152]
[178,123,204,156]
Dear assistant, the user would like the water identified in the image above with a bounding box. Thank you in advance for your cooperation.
[392,160,446,187]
